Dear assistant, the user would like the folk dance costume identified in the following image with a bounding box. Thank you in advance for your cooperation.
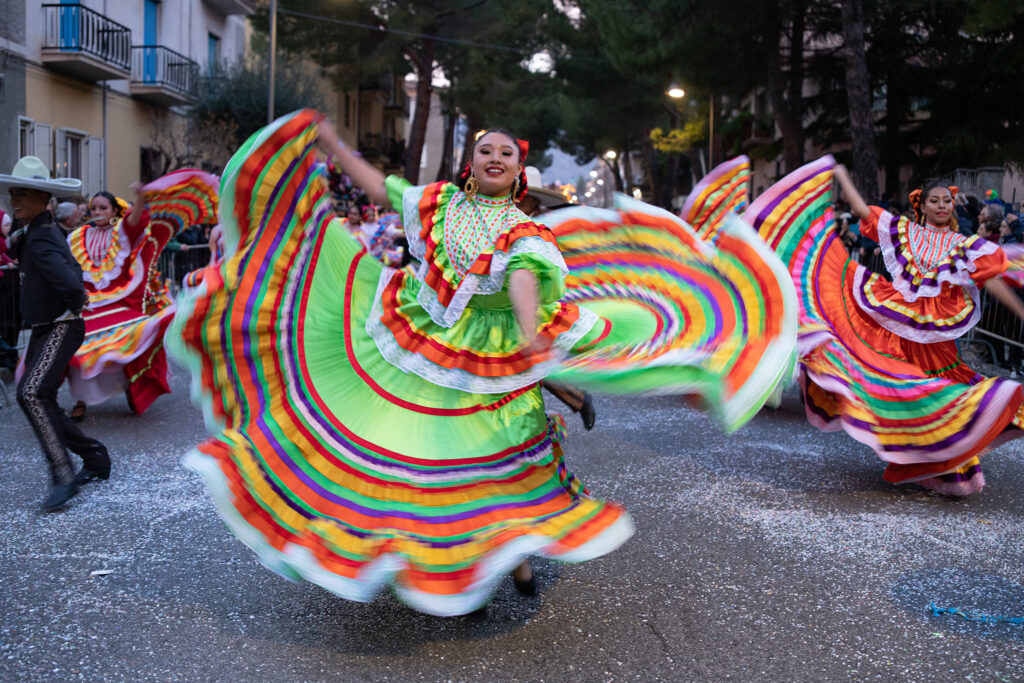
[67,171,217,414]
[746,156,1024,495]
[168,110,796,615]
[1,156,110,511]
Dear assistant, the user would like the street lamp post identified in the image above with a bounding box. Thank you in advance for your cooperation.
[602,149,621,193]
[666,83,717,172]
[267,0,277,125]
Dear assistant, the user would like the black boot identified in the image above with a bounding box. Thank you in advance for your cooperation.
[580,393,596,431]
[74,466,110,486]
[75,446,111,486]
[42,483,79,512]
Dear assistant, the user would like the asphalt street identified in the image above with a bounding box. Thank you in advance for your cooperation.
[1,359,1023,682]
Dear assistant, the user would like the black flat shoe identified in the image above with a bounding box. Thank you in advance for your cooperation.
[74,466,110,486]
[513,573,538,597]
[580,393,596,431]
[70,402,86,423]
[42,483,79,512]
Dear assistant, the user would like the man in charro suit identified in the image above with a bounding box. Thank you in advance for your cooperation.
[1,156,110,511]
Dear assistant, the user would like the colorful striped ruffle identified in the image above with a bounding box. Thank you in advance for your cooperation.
[167,109,633,616]
[850,265,979,343]
[142,169,219,238]
[143,168,220,306]
[74,306,174,377]
[541,195,798,432]
[680,155,751,244]
[68,304,175,408]
[745,156,1023,494]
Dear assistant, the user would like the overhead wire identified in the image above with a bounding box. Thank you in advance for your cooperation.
[275,7,606,64]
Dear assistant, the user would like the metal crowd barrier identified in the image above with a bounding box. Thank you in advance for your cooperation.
[157,244,211,295]
[963,291,1024,374]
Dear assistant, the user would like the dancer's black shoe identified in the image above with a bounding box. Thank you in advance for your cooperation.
[580,393,596,431]
[42,483,78,512]
[513,573,538,597]
[74,466,110,486]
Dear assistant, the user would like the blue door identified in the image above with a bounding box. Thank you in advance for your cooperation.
[59,0,79,50]
[143,0,158,83]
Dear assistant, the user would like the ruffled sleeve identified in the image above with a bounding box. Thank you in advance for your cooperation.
[858,206,883,243]
[968,242,1008,286]
[385,175,410,220]
[506,248,566,305]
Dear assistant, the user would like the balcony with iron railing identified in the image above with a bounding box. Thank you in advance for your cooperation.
[385,89,411,119]
[130,46,199,107]
[203,0,256,15]
[41,3,132,81]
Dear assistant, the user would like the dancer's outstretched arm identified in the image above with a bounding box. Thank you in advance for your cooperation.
[125,182,147,228]
[833,165,871,220]
[317,120,391,208]
[985,277,1024,321]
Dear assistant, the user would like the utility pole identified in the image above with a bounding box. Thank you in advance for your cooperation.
[267,0,277,124]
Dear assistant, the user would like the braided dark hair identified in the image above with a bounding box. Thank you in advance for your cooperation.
[457,128,529,202]
[92,191,124,218]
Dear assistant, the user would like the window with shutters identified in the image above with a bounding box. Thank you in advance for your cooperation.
[55,128,87,181]
[49,129,103,193]
[34,123,53,172]
[18,118,34,157]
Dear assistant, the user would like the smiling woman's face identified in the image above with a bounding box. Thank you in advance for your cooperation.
[470,132,522,197]
[921,187,953,227]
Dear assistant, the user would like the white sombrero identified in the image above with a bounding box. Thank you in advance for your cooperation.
[0,156,82,195]
[525,166,570,208]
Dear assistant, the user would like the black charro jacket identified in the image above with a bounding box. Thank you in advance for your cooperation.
[13,211,87,326]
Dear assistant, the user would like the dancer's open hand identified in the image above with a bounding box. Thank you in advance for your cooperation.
[526,334,552,357]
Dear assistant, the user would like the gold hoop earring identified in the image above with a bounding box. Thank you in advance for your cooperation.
[510,177,520,201]
[465,174,478,199]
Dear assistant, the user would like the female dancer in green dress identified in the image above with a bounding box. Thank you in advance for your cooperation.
[169,110,796,615]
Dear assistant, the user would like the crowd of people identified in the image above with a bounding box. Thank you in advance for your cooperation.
[3,111,1024,618]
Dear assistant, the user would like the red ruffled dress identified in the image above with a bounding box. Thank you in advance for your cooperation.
[66,211,176,413]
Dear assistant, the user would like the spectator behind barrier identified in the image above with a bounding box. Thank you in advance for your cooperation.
[999,218,1023,246]
[54,202,78,235]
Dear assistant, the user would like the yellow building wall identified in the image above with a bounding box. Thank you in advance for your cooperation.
[104,94,183,196]
[25,65,184,198]
[25,65,103,138]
